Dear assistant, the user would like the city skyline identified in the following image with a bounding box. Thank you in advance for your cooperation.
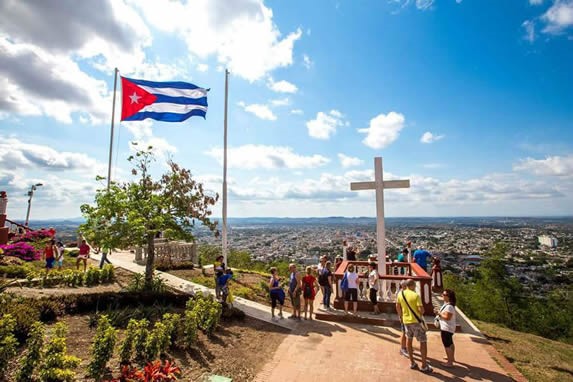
[1,0,572,220]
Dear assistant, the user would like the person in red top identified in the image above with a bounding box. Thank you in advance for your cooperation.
[302,266,320,320]
[77,239,90,272]
[43,239,57,272]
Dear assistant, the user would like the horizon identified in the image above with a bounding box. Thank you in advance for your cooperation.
[1,0,572,220]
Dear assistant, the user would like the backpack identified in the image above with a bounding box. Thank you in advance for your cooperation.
[303,278,313,298]
[340,272,349,292]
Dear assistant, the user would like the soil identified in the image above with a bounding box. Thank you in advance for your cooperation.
[3,263,290,381]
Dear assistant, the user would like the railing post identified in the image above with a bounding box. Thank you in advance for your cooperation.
[432,259,443,293]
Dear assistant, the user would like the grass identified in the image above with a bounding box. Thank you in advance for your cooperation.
[476,320,573,382]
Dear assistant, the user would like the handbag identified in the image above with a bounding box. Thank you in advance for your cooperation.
[401,291,428,332]
[434,304,447,328]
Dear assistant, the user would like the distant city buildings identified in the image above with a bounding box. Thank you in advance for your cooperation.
[538,235,558,248]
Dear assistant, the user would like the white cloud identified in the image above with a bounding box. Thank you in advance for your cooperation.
[513,155,573,177]
[522,20,536,42]
[267,78,298,93]
[204,144,329,169]
[358,112,405,149]
[306,110,347,140]
[270,98,290,107]
[420,131,445,144]
[338,154,364,168]
[196,63,209,72]
[122,120,177,160]
[132,0,302,82]
[541,0,573,34]
[303,54,313,69]
[416,0,434,10]
[291,109,303,115]
[237,102,277,121]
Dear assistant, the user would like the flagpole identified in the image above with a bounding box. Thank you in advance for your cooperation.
[222,69,229,266]
[107,68,119,190]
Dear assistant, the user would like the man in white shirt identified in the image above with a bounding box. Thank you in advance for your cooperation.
[368,262,380,315]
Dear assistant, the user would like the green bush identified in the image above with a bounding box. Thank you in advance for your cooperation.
[0,314,18,376]
[88,315,117,380]
[100,264,115,283]
[0,265,28,278]
[161,313,181,348]
[233,286,255,300]
[5,301,41,342]
[38,323,81,382]
[182,310,198,349]
[133,319,149,363]
[17,321,45,382]
[84,267,101,286]
[118,319,137,365]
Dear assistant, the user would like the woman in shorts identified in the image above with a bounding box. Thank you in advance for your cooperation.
[343,264,359,315]
[77,239,90,272]
[435,289,457,367]
[43,239,57,272]
[301,266,320,320]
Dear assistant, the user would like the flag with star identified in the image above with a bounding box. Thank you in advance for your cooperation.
[120,77,208,122]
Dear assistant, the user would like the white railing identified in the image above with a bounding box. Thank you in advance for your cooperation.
[135,241,197,265]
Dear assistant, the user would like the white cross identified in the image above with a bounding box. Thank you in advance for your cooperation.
[350,157,410,277]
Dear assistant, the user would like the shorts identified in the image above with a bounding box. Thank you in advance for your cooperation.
[345,288,358,302]
[289,290,301,308]
[271,292,285,309]
[405,323,427,342]
[57,259,63,267]
[441,330,454,348]
[46,258,55,269]
[369,288,378,305]
[400,323,406,333]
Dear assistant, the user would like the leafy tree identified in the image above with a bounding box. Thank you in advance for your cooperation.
[81,147,218,287]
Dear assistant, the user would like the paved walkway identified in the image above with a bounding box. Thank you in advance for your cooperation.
[94,250,525,382]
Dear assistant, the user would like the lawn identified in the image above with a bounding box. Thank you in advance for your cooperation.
[476,320,573,382]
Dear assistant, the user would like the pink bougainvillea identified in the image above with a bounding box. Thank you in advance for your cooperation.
[11,228,56,243]
[0,242,42,261]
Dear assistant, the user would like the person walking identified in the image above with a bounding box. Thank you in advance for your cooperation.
[269,267,285,320]
[55,241,65,270]
[343,264,359,315]
[99,244,112,269]
[302,266,320,320]
[396,279,432,373]
[43,239,57,273]
[435,289,457,367]
[368,262,380,315]
[288,263,302,320]
[77,239,90,272]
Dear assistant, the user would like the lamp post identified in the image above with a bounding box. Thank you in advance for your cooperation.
[24,183,43,227]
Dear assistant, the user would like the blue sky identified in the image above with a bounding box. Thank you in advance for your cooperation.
[1,0,572,220]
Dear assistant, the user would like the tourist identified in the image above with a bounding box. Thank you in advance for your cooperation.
[56,241,65,270]
[343,264,359,315]
[269,267,285,320]
[396,280,409,358]
[413,246,432,273]
[99,244,112,269]
[397,248,407,275]
[319,261,334,310]
[396,279,432,373]
[302,266,320,320]
[334,256,343,271]
[288,263,302,320]
[214,255,226,300]
[435,289,457,367]
[218,268,234,304]
[77,239,90,272]
[43,239,57,273]
[318,256,329,307]
[368,262,380,315]
[346,246,357,261]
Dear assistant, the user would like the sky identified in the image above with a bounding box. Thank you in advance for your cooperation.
[1,0,572,220]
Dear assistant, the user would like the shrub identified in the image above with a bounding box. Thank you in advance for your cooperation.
[84,267,101,286]
[186,295,222,337]
[233,286,255,300]
[144,322,165,361]
[100,264,115,283]
[0,242,41,261]
[17,321,45,382]
[0,314,18,376]
[0,264,28,278]
[182,310,198,349]
[119,319,137,365]
[5,301,41,342]
[38,323,81,382]
[133,319,149,363]
[88,315,117,380]
[161,313,181,348]
[110,360,181,381]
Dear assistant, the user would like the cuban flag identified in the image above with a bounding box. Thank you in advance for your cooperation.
[121,77,208,122]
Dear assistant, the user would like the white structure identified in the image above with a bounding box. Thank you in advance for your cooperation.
[538,235,558,248]
[350,157,410,277]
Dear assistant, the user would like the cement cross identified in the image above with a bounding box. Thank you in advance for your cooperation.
[350,157,410,276]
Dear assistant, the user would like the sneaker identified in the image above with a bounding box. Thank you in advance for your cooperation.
[278,313,284,319]
[421,365,433,373]
[400,349,409,358]
[410,363,418,370]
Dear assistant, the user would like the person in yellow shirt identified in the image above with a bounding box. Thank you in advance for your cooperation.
[396,279,432,373]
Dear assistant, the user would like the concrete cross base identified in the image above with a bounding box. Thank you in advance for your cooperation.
[332,298,435,316]
[0,227,8,245]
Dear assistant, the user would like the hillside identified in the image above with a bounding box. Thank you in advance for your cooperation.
[477,321,573,382]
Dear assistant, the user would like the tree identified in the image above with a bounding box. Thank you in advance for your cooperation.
[80,147,218,287]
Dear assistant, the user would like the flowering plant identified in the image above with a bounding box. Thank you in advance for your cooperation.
[0,242,41,261]
[11,228,55,243]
